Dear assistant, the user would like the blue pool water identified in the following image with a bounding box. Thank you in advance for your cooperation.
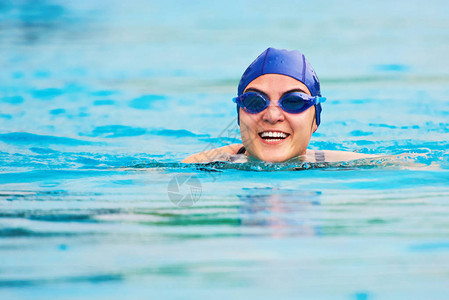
[1,0,449,299]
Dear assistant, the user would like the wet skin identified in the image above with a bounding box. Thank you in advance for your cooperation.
[239,74,317,162]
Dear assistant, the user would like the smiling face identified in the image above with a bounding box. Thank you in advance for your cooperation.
[239,74,317,162]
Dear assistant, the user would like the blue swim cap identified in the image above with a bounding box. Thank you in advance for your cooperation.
[236,47,323,127]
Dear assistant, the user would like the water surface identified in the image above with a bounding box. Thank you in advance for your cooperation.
[1,0,449,299]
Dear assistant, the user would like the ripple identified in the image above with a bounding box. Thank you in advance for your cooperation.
[375,64,410,72]
[28,147,58,154]
[409,242,449,252]
[129,94,166,109]
[86,125,147,138]
[350,130,373,136]
[49,108,66,115]
[31,88,63,100]
[1,96,24,105]
[0,227,92,238]
[93,99,115,106]
[0,132,95,146]
[148,128,202,138]
[0,273,123,287]
[0,114,12,119]
[0,208,122,222]
[91,90,117,97]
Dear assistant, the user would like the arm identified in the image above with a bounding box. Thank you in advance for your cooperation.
[318,150,378,162]
[182,144,243,163]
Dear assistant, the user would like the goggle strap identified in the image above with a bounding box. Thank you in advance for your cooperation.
[316,96,327,104]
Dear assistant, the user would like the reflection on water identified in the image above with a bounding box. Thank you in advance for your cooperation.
[238,188,321,237]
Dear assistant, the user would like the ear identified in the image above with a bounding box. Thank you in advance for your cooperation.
[312,107,318,133]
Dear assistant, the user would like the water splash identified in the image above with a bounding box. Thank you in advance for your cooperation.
[129,152,443,172]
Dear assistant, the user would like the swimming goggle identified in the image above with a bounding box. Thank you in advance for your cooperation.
[233,91,326,114]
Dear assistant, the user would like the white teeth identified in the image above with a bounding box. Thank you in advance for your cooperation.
[260,131,287,138]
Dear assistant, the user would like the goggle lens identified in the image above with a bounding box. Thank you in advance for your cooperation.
[279,93,308,113]
[241,93,267,113]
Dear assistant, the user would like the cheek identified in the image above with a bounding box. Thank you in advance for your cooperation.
[239,111,263,149]
[239,110,259,131]
[286,112,315,135]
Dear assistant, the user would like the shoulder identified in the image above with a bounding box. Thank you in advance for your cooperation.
[306,149,378,162]
[182,144,243,163]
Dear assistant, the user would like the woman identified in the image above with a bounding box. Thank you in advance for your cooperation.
[183,48,374,163]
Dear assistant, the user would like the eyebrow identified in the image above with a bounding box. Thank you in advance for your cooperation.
[244,88,270,99]
[281,88,308,96]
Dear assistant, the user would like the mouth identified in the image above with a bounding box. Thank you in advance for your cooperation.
[258,130,290,144]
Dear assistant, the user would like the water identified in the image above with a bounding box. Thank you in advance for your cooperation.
[1,0,449,299]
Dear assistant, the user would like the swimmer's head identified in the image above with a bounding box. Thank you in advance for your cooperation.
[236,47,322,127]
[235,48,324,162]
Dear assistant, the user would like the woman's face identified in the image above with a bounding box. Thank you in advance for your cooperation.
[239,74,317,162]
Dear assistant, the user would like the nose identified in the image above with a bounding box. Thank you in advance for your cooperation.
[262,102,285,124]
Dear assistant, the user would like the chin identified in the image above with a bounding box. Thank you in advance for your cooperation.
[253,151,294,163]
